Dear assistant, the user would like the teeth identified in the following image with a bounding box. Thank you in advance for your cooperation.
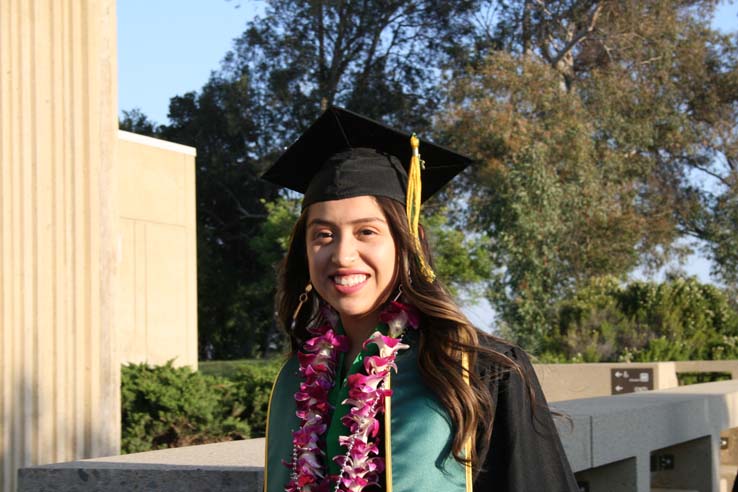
[334,274,367,286]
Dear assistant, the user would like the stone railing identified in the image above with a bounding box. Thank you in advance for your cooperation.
[559,379,738,492]
[18,379,738,492]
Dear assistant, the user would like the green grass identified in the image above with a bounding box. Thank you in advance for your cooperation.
[198,357,287,379]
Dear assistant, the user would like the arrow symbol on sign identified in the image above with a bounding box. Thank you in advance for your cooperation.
[615,385,623,392]
[615,371,623,377]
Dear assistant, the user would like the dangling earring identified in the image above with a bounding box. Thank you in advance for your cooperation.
[290,283,313,330]
[392,284,403,302]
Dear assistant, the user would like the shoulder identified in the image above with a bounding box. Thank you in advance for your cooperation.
[477,334,527,359]
[269,353,300,395]
[475,334,535,381]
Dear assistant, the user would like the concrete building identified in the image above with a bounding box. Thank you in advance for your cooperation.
[0,2,198,492]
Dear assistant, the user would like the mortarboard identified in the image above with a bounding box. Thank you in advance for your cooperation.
[261,106,472,208]
[261,106,473,281]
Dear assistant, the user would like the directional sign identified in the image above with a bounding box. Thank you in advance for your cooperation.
[611,368,654,394]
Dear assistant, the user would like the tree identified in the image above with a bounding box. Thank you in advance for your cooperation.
[155,73,282,359]
[440,0,738,347]
[543,276,738,363]
[150,0,492,358]
[119,108,158,136]
[224,0,482,138]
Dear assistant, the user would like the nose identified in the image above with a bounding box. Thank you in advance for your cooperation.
[331,233,358,265]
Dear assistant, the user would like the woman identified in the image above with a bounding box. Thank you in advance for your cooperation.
[262,107,578,492]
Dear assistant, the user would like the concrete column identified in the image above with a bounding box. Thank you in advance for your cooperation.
[651,435,714,492]
[0,1,120,492]
[574,457,639,492]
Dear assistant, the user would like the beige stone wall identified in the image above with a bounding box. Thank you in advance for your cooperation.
[117,131,198,368]
[535,360,738,403]
[535,362,679,402]
[0,1,120,492]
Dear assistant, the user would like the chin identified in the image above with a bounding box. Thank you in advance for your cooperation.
[332,301,380,320]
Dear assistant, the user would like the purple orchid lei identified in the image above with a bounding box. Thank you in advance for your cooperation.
[285,301,420,492]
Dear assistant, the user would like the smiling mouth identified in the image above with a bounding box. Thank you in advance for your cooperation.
[332,274,368,287]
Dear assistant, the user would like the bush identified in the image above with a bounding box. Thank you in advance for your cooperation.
[227,360,283,437]
[539,276,738,363]
[121,361,250,453]
[121,358,284,453]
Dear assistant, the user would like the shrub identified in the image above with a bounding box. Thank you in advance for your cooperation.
[121,361,250,453]
[541,276,738,363]
[121,358,285,453]
[227,360,283,437]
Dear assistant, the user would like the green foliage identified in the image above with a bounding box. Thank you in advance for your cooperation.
[677,372,732,386]
[703,188,738,287]
[119,108,158,136]
[136,1,492,358]
[121,361,250,453]
[121,359,285,452]
[251,196,301,268]
[123,0,738,357]
[227,0,482,133]
[227,360,284,437]
[155,75,282,359]
[199,357,282,379]
[442,52,643,347]
[540,277,738,363]
[440,1,738,344]
[423,207,492,302]
[198,357,284,434]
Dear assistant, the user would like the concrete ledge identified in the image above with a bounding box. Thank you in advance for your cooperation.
[18,381,738,492]
[118,130,197,156]
[18,439,263,492]
[556,380,738,492]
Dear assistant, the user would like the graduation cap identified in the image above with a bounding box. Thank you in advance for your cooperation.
[261,106,473,281]
[261,106,471,207]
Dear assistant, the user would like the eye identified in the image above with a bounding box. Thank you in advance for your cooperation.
[315,230,333,239]
[359,228,378,236]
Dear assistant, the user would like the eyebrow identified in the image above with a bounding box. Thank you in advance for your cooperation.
[307,216,387,228]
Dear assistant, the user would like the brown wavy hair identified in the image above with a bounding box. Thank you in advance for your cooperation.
[276,196,532,474]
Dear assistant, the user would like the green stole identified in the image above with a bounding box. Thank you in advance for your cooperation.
[325,322,382,477]
[264,329,468,492]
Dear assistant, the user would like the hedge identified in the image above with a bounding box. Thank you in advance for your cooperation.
[121,358,283,453]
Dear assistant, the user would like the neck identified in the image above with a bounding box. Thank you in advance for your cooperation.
[340,312,381,358]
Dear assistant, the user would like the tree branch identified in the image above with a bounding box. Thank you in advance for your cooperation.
[550,3,603,68]
[690,163,731,188]
[213,179,268,220]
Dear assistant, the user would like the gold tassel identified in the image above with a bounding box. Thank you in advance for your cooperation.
[406,134,436,282]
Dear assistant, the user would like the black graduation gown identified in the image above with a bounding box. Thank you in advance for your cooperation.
[475,339,579,491]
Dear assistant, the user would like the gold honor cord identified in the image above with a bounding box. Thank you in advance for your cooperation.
[385,355,471,492]
[406,135,435,283]
[263,359,290,492]
[462,352,473,492]
[384,372,394,492]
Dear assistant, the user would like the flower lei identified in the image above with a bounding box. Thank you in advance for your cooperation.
[286,301,420,492]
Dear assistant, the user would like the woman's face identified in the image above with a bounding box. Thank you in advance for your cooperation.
[306,195,398,325]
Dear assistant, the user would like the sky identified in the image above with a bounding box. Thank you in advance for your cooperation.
[117,1,738,125]
[118,0,263,125]
[118,1,737,330]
